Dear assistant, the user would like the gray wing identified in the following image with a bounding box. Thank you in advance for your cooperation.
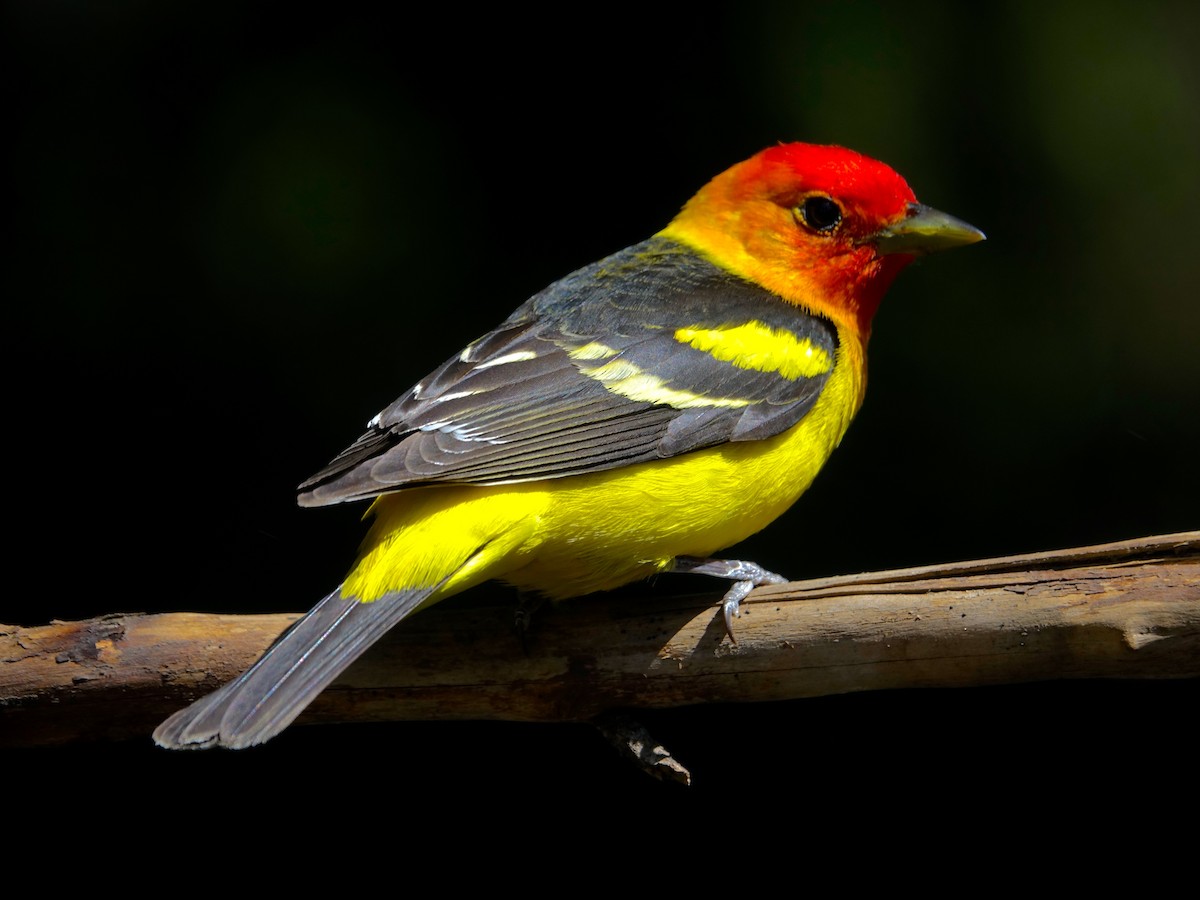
[298,238,839,507]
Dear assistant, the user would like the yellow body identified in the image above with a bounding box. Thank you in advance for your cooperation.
[343,165,880,608]
[345,329,864,605]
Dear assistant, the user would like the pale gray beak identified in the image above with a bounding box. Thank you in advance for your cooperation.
[874,203,986,256]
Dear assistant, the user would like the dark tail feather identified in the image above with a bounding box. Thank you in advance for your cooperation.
[153,584,435,749]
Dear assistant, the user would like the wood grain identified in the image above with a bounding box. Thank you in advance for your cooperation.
[3,531,1196,748]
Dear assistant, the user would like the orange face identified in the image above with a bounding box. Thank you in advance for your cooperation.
[661,143,939,337]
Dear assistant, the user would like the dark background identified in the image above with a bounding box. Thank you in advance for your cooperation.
[5,2,1195,853]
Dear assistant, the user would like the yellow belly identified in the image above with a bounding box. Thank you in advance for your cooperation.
[342,339,865,604]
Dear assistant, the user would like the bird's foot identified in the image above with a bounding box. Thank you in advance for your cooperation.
[672,556,788,642]
[513,591,546,653]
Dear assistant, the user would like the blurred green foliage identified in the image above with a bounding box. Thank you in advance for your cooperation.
[6,2,1197,624]
[5,2,1196,627]
[4,0,1196,823]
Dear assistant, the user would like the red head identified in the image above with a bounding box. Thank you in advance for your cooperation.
[659,142,982,338]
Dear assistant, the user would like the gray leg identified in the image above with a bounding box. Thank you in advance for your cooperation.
[672,556,787,641]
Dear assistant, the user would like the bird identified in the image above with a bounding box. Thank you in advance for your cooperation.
[154,141,984,749]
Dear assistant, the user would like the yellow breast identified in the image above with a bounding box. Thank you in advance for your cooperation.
[342,327,865,604]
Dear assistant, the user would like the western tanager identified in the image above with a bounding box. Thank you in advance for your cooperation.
[155,142,984,749]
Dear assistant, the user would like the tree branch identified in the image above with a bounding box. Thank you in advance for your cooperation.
[3,532,1196,748]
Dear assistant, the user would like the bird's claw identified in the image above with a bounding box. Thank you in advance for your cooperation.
[721,580,755,643]
[673,556,788,643]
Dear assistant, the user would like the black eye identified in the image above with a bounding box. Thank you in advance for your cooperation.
[798,195,843,233]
